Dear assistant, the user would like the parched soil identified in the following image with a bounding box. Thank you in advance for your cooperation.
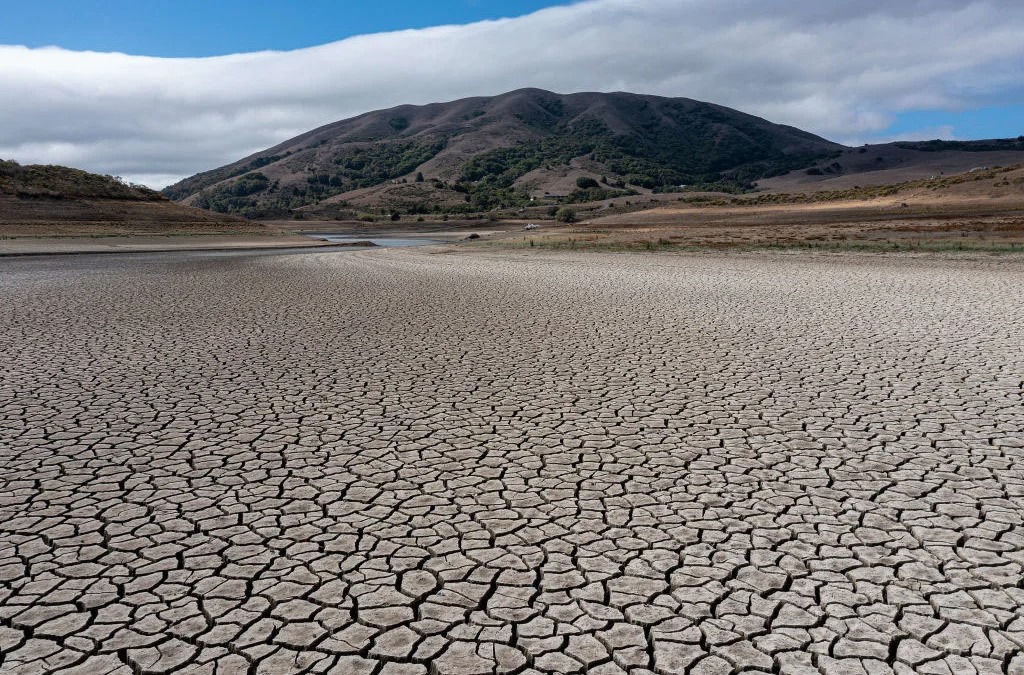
[2,247,1023,674]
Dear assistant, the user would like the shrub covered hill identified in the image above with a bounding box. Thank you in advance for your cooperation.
[0,160,165,200]
[0,159,253,233]
[163,89,844,218]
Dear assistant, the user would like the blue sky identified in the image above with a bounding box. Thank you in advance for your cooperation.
[884,107,1024,143]
[0,0,573,56]
[1,0,1023,186]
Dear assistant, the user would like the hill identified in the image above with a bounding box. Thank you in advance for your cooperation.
[0,159,259,237]
[162,89,844,218]
[1,160,165,201]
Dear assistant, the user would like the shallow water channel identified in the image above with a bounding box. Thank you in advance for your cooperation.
[305,234,442,247]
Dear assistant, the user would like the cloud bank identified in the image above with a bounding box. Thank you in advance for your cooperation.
[2,0,1023,187]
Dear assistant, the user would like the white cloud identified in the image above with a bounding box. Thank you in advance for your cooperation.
[1,0,1023,187]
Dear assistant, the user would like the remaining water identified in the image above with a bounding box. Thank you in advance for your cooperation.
[306,234,441,247]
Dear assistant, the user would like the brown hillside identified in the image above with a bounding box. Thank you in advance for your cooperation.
[525,163,1024,252]
[0,160,260,237]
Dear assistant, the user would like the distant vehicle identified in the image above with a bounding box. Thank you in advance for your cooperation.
[524,223,539,230]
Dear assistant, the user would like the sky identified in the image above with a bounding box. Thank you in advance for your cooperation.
[0,1,569,57]
[1,0,1023,188]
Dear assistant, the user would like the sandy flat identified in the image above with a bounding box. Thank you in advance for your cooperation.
[1,247,1022,674]
[0,233,341,256]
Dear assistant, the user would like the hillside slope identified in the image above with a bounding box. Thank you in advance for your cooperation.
[0,159,257,236]
[1,160,165,201]
[163,89,843,218]
[526,163,1024,252]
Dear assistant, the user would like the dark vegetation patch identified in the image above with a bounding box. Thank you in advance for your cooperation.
[189,139,448,217]
[162,153,291,202]
[457,104,832,209]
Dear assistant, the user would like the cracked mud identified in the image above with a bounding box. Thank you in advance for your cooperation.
[1,248,1023,675]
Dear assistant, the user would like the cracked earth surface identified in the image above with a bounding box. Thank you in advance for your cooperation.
[1,247,1023,675]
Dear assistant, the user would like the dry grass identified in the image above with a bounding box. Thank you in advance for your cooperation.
[499,217,1024,253]
[0,196,268,239]
[481,164,1024,253]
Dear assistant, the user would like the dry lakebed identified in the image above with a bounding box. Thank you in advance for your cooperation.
[1,246,1023,675]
